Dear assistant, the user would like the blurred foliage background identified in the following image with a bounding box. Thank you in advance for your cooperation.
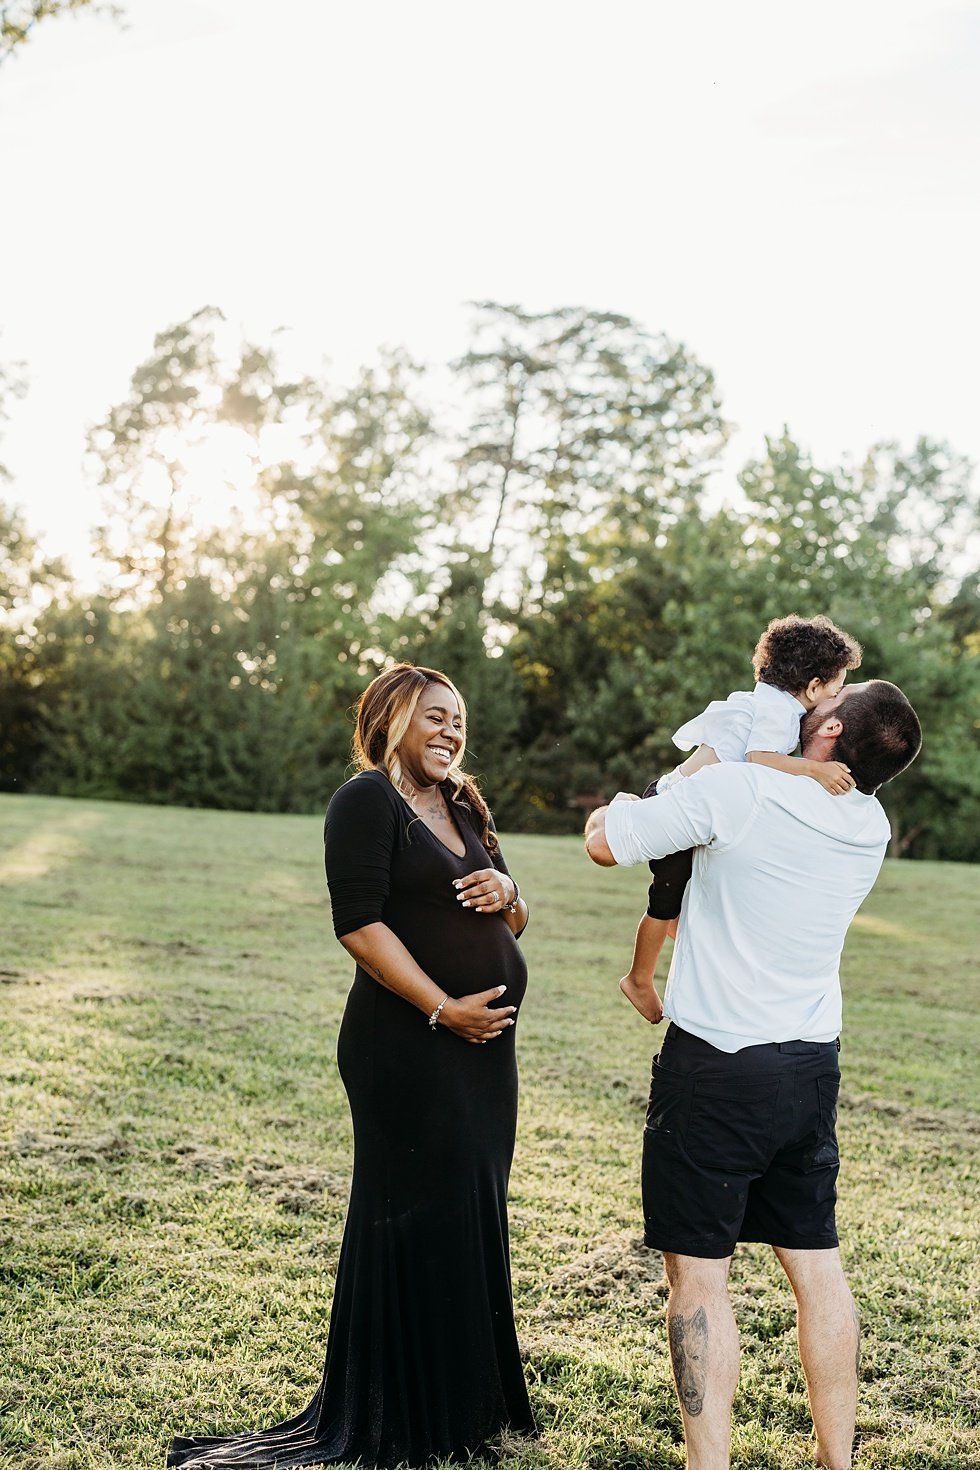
[2,301,978,858]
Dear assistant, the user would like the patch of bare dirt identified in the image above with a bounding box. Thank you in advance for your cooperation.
[167,1142,236,1178]
[4,1125,133,1163]
[243,1158,348,1214]
[549,1229,667,1304]
[0,967,44,986]
[167,1144,347,1214]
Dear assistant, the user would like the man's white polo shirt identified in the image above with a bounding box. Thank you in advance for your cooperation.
[605,763,891,1052]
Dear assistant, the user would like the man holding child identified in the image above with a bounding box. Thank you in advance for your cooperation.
[586,672,922,1470]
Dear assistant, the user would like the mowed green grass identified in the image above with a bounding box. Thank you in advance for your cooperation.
[0,793,977,1470]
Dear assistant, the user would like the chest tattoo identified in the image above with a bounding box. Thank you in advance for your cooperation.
[417,793,464,849]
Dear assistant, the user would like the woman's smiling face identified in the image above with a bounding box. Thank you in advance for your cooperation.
[397,682,465,790]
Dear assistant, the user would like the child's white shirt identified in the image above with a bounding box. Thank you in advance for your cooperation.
[672,682,807,763]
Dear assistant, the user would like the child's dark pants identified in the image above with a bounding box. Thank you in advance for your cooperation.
[641,780,695,921]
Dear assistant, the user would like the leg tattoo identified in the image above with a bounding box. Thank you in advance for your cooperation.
[668,1305,709,1418]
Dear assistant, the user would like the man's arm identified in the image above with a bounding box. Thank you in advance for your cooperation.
[585,766,757,869]
[585,791,643,865]
[585,803,619,865]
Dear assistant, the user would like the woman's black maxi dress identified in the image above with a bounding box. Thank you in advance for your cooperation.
[168,770,535,1469]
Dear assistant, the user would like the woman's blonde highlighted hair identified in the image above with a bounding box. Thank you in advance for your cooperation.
[352,663,498,851]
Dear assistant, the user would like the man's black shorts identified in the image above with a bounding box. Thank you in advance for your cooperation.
[642,1023,841,1258]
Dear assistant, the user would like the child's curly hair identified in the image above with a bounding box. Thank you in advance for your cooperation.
[752,614,862,693]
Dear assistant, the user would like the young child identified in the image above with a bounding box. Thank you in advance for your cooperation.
[619,613,863,1024]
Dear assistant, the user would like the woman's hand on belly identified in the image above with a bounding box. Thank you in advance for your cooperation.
[453,867,528,936]
[454,868,516,913]
[440,986,516,1044]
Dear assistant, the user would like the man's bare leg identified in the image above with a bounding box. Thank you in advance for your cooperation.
[774,1246,858,1470]
[663,1252,739,1470]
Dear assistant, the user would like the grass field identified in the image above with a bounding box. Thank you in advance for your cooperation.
[1,793,977,1470]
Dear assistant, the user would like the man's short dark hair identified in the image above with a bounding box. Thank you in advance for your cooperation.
[752,614,862,693]
[830,680,922,793]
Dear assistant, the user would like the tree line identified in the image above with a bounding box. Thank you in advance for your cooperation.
[2,303,978,859]
[0,1,124,67]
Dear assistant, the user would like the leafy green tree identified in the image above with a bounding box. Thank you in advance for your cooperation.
[428,302,730,825]
[270,349,435,636]
[504,503,750,828]
[449,303,729,614]
[247,348,439,807]
[735,432,980,857]
[54,330,435,812]
[0,499,70,790]
[90,308,237,601]
[502,429,979,853]
[31,545,369,813]
[0,358,26,482]
[0,360,73,790]
[399,562,525,816]
[21,595,138,798]
[0,498,68,611]
[736,431,974,611]
[1,0,123,64]
[8,303,979,857]
[88,308,312,604]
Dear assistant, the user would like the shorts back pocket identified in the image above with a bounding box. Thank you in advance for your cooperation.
[685,1078,779,1173]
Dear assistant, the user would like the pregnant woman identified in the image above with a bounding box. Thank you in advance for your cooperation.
[168,663,536,1468]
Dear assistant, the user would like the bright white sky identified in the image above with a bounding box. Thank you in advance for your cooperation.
[2,0,979,579]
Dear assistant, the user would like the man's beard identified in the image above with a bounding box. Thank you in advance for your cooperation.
[799,707,821,751]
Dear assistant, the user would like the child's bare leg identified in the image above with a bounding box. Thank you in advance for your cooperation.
[620,914,667,1024]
